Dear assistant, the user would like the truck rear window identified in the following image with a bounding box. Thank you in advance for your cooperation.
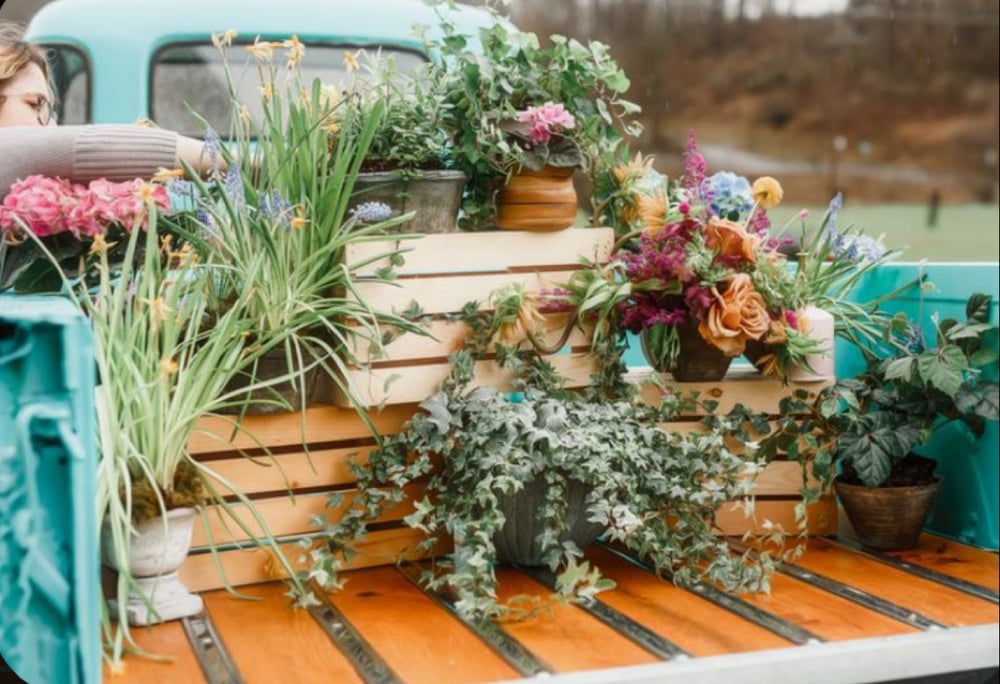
[151,43,426,137]
[41,44,91,125]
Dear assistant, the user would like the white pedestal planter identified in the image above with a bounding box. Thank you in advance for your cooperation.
[105,507,203,626]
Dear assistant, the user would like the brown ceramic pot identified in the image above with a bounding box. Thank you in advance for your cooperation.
[835,476,941,550]
[495,166,577,231]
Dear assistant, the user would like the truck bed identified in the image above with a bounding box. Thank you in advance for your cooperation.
[109,532,999,684]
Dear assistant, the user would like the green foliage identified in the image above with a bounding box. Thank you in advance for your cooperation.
[332,56,455,177]
[761,292,1000,489]
[420,1,641,229]
[310,303,780,621]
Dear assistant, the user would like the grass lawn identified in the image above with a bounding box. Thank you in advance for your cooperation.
[768,203,1000,263]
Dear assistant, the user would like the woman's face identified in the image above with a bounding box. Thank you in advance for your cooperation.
[0,62,54,127]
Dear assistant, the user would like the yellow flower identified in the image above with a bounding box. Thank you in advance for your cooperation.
[637,193,668,235]
[211,29,238,48]
[754,352,781,378]
[283,35,305,69]
[131,118,159,128]
[141,297,173,326]
[260,83,273,102]
[89,232,110,255]
[245,37,280,62]
[134,181,157,203]
[160,356,179,377]
[343,50,360,72]
[238,104,252,128]
[751,176,783,209]
[151,167,184,183]
[290,205,308,230]
[613,152,654,186]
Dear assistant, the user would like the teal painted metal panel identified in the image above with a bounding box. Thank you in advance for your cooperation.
[0,296,99,684]
[846,262,1000,550]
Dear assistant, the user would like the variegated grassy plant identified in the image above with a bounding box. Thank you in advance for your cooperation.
[171,35,426,424]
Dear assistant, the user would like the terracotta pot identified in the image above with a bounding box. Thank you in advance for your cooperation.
[835,476,941,550]
[641,319,733,381]
[492,476,605,566]
[495,166,577,232]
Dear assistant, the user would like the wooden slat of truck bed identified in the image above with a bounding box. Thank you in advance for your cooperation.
[202,583,363,684]
[787,538,999,627]
[583,545,793,655]
[886,533,1000,591]
[101,621,203,684]
[493,567,663,673]
[326,565,520,684]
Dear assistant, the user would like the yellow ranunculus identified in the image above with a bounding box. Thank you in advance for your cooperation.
[751,176,783,209]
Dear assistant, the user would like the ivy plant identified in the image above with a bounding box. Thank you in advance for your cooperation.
[309,302,782,621]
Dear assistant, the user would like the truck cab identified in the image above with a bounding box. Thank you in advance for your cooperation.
[25,0,493,134]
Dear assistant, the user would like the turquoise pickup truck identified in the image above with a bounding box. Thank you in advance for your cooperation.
[24,0,494,131]
[3,1,999,683]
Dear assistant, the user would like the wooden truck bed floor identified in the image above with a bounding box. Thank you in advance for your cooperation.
[108,533,999,684]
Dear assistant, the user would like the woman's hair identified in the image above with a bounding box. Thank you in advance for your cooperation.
[0,22,53,98]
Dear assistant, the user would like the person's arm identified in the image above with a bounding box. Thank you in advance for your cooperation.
[1,124,218,197]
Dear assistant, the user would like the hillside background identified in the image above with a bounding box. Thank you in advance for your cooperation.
[3,0,998,206]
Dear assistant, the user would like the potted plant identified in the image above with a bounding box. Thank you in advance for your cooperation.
[170,35,426,416]
[332,53,468,233]
[763,292,999,549]
[421,4,641,230]
[308,301,781,621]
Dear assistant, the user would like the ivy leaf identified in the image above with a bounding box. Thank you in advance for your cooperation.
[916,346,966,397]
[970,348,998,367]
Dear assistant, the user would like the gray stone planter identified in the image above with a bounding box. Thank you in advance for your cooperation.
[352,170,467,233]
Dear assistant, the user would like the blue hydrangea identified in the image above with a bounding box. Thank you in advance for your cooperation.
[702,172,753,219]
[351,201,393,224]
[833,234,885,261]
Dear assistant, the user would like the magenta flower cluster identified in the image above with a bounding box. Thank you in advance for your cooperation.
[516,102,576,145]
[0,175,170,240]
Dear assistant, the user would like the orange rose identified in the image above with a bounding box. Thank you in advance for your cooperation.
[698,274,771,356]
[705,217,760,263]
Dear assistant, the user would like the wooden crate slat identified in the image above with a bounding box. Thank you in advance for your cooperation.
[350,271,574,316]
[190,485,422,547]
[180,526,446,593]
[350,314,591,364]
[633,366,833,415]
[187,402,416,455]
[714,496,837,536]
[347,228,614,277]
[198,446,373,496]
[334,352,598,407]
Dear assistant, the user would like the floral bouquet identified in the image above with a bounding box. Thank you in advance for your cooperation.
[606,133,823,380]
[0,174,170,293]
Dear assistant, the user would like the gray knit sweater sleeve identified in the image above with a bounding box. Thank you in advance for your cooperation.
[1,125,179,197]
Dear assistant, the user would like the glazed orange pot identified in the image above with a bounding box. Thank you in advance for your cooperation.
[495,165,578,231]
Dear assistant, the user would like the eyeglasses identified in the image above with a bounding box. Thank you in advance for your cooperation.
[0,92,54,125]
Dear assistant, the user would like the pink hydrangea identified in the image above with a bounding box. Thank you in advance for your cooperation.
[0,175,170,240]
[516,102,576,145]
[0,175,76,238]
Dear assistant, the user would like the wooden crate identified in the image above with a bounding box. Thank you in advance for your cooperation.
[630,365,838,537]
[181,228,833,590]
[181,228,613,591]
